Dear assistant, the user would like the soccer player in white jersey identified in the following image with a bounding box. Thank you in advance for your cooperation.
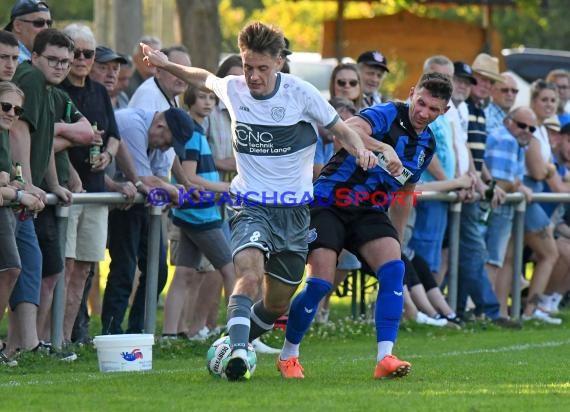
[141,21,399,381]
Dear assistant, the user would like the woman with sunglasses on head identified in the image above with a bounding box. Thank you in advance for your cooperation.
[519,79,562,324]
[0,80,44,365]
[329,63,364,112]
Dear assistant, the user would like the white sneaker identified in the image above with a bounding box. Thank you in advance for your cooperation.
[315,308,330,324]
[522,309,562,325]
[416,311,448,327]
[188,326,210,341]
[251,338,280,354]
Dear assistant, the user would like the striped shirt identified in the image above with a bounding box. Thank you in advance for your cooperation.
[466,97,487,173]
[484,125,525,183]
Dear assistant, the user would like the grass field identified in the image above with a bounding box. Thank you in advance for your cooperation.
[1,302,569,412]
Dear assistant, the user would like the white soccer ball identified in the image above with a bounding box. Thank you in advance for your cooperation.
[206,336,257,378]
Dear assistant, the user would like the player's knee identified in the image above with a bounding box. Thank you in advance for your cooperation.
[263,299,290,316]
[266,251,306,285]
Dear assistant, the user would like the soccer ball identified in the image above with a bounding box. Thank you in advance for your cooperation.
[206,336,257,378]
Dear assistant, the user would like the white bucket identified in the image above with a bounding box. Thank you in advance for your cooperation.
[93,334,154,372]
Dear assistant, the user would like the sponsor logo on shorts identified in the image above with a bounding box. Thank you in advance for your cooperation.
[307,228,317,243]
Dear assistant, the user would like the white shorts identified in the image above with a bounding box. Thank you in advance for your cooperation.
[65,204,108,262]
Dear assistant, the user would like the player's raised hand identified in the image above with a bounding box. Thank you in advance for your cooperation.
[356,148,377,171]
[376,145,403,176]
[140,43,168,68]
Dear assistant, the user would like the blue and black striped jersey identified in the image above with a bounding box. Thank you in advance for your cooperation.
[313,102,436,209]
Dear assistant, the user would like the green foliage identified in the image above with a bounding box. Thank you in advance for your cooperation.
[0,0,93,24]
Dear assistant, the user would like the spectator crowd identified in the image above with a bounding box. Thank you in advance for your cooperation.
[1,0,569,369]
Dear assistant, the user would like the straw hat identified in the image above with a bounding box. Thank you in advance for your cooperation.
[544,114,561,132]
[471,53,505,83]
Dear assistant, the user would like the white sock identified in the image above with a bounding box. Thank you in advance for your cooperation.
[280,339,300,360]
[377,341,394,362]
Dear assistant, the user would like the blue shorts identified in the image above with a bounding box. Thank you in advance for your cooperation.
[9,217,42,309]
[408,200,448,273]
[524,202,551,233]
[484,205,514,267]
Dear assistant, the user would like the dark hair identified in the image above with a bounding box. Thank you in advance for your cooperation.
[32,28,74,55]
[329,63,363,109]
[530,79,558,102]
[161,44,189,58]
[238,21,285,58]
[416,72,453,102]
[183,84,214,109]
[0,30,18,48]
[216,54,242,78]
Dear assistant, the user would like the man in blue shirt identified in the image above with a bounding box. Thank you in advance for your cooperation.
[5,0,51,63]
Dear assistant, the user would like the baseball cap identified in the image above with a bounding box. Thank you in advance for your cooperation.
[164,108,194,158]
[357,50,389,72]
[95,46,128,64]
[453,61,477,85]
[5,0,50,31]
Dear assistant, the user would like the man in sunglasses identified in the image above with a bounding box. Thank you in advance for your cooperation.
[483,106,535,319]
[485,72,519,133]
[4,0,51,64]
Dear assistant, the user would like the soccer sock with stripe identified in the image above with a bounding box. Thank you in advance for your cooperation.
[249,300,279,341]
[226,294,253,356]
[374,259,405,361]
[281,277,332,359]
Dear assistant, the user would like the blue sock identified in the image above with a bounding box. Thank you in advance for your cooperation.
[285,278,332,344]
[375,260,405,343]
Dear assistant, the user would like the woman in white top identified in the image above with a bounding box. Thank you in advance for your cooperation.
[521,79,561,324]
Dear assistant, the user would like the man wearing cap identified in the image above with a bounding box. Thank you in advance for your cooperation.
[357,50,389,108]
[485,72,519,133]
[89,45,128,94]
[5,0,51,63]
[101,107,194,335]
[455,53,516,327]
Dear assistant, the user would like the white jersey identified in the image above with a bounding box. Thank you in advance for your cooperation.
[206,73,339,205]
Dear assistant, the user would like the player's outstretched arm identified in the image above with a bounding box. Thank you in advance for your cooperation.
[343,116,403,176]
[140,43,215,88]
[330,119,376,171]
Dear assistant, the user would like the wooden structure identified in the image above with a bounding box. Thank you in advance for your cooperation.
[322,11,503,98]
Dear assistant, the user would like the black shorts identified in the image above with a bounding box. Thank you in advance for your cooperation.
[34,206,63,277]
[308,201,399,256]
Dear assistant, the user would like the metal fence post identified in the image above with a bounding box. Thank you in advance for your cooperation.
[144,205,163,334]
[511,198,526,320]
[447,201,462,312]
[51,205,69,349]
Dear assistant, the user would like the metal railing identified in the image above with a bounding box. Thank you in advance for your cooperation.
[39,190,570,348]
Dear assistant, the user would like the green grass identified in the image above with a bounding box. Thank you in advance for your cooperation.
[1,303,569,412]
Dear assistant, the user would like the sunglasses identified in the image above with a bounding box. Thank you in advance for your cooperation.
[511,119,536,133]
[336,79,358,88]
[0,102,24,116]
[500,87,519,94]
[74,49,95,59]
[17,18,53,28]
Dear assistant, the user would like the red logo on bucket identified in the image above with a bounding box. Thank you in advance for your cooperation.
[121,348,143,361]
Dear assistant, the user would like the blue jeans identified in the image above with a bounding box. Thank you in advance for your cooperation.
[456,202,500,319]
[9,216,42,309]
[101,205,167,334]
[408,200,448,273]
